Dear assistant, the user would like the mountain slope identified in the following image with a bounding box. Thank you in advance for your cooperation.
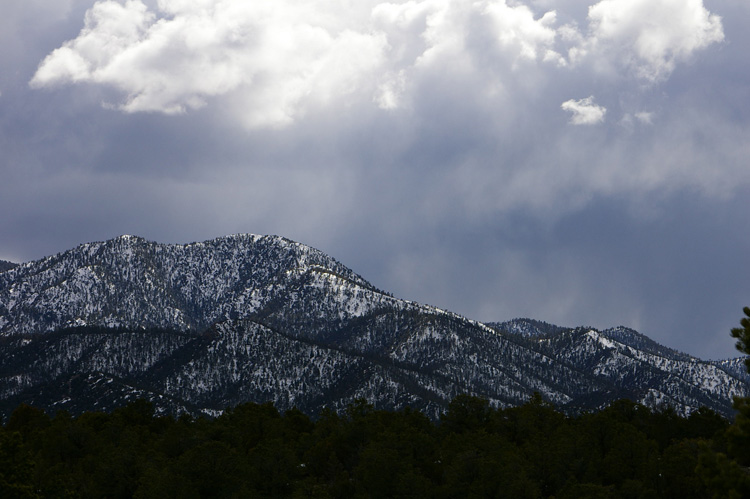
[0,235,747,420]
[0,234,377,336]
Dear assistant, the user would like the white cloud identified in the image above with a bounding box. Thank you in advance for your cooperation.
[30,0,389,125]
[28,0,724,130]
[581,0,724,81]
[561,95,606,125]
[482,2,559,62]
[31,0,155,86]
[30,0,566,126]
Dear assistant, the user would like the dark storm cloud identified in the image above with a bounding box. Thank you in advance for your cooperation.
[1,0,748,359]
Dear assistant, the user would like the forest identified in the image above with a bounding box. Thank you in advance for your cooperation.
[1,307,749,498]
[0,393,748,498]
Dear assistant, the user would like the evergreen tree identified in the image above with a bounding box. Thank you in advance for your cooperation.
[731,306,750,370]
[699,306,750,497]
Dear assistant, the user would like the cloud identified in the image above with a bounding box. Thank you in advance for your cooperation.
[619,110,654,129]
[561,95,606,125]
[372,0,561,67]
[374,70,407,110]
[21,0,740,209]
[482,2,560,63]
[30,0,389,126]
[29,0,725,130]
[579,0,724,81]
[28,0,569,127]
[634,111,654,124]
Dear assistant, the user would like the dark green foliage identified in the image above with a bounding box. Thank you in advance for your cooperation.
[1,395,734,498]
[0,429,37,498]
[440,393,492,433]
[731,306,750,371]
[698,306,750,498]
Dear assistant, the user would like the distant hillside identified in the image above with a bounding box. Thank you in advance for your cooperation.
[0,234,747,420]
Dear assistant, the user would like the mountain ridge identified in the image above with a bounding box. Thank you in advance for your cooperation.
[0,260,17,273]
[0,234,746,420]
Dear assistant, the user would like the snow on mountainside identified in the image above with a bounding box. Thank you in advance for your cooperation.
[599,326,693,361]
[0,234,378,336]
[0,234,747,420]
[538,328,746,415]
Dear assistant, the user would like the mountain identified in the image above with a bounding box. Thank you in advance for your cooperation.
[0,235,747,420]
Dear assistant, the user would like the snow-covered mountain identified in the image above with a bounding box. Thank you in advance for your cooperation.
[0,235,746,419]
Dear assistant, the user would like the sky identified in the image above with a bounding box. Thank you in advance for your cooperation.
[1,0,748,359]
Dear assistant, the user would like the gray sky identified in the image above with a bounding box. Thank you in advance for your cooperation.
[1,0,748,359]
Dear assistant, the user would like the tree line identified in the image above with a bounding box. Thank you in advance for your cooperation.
[0,394,742,498]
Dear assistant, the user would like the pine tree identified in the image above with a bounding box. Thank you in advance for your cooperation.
[699,306,750,497]
[731,307,750,371]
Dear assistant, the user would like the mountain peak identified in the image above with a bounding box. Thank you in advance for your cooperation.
[489,318,570,338]
[117,234,145,241]
[0,233,376,336]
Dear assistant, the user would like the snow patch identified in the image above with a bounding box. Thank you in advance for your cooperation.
[586,330,616,349]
